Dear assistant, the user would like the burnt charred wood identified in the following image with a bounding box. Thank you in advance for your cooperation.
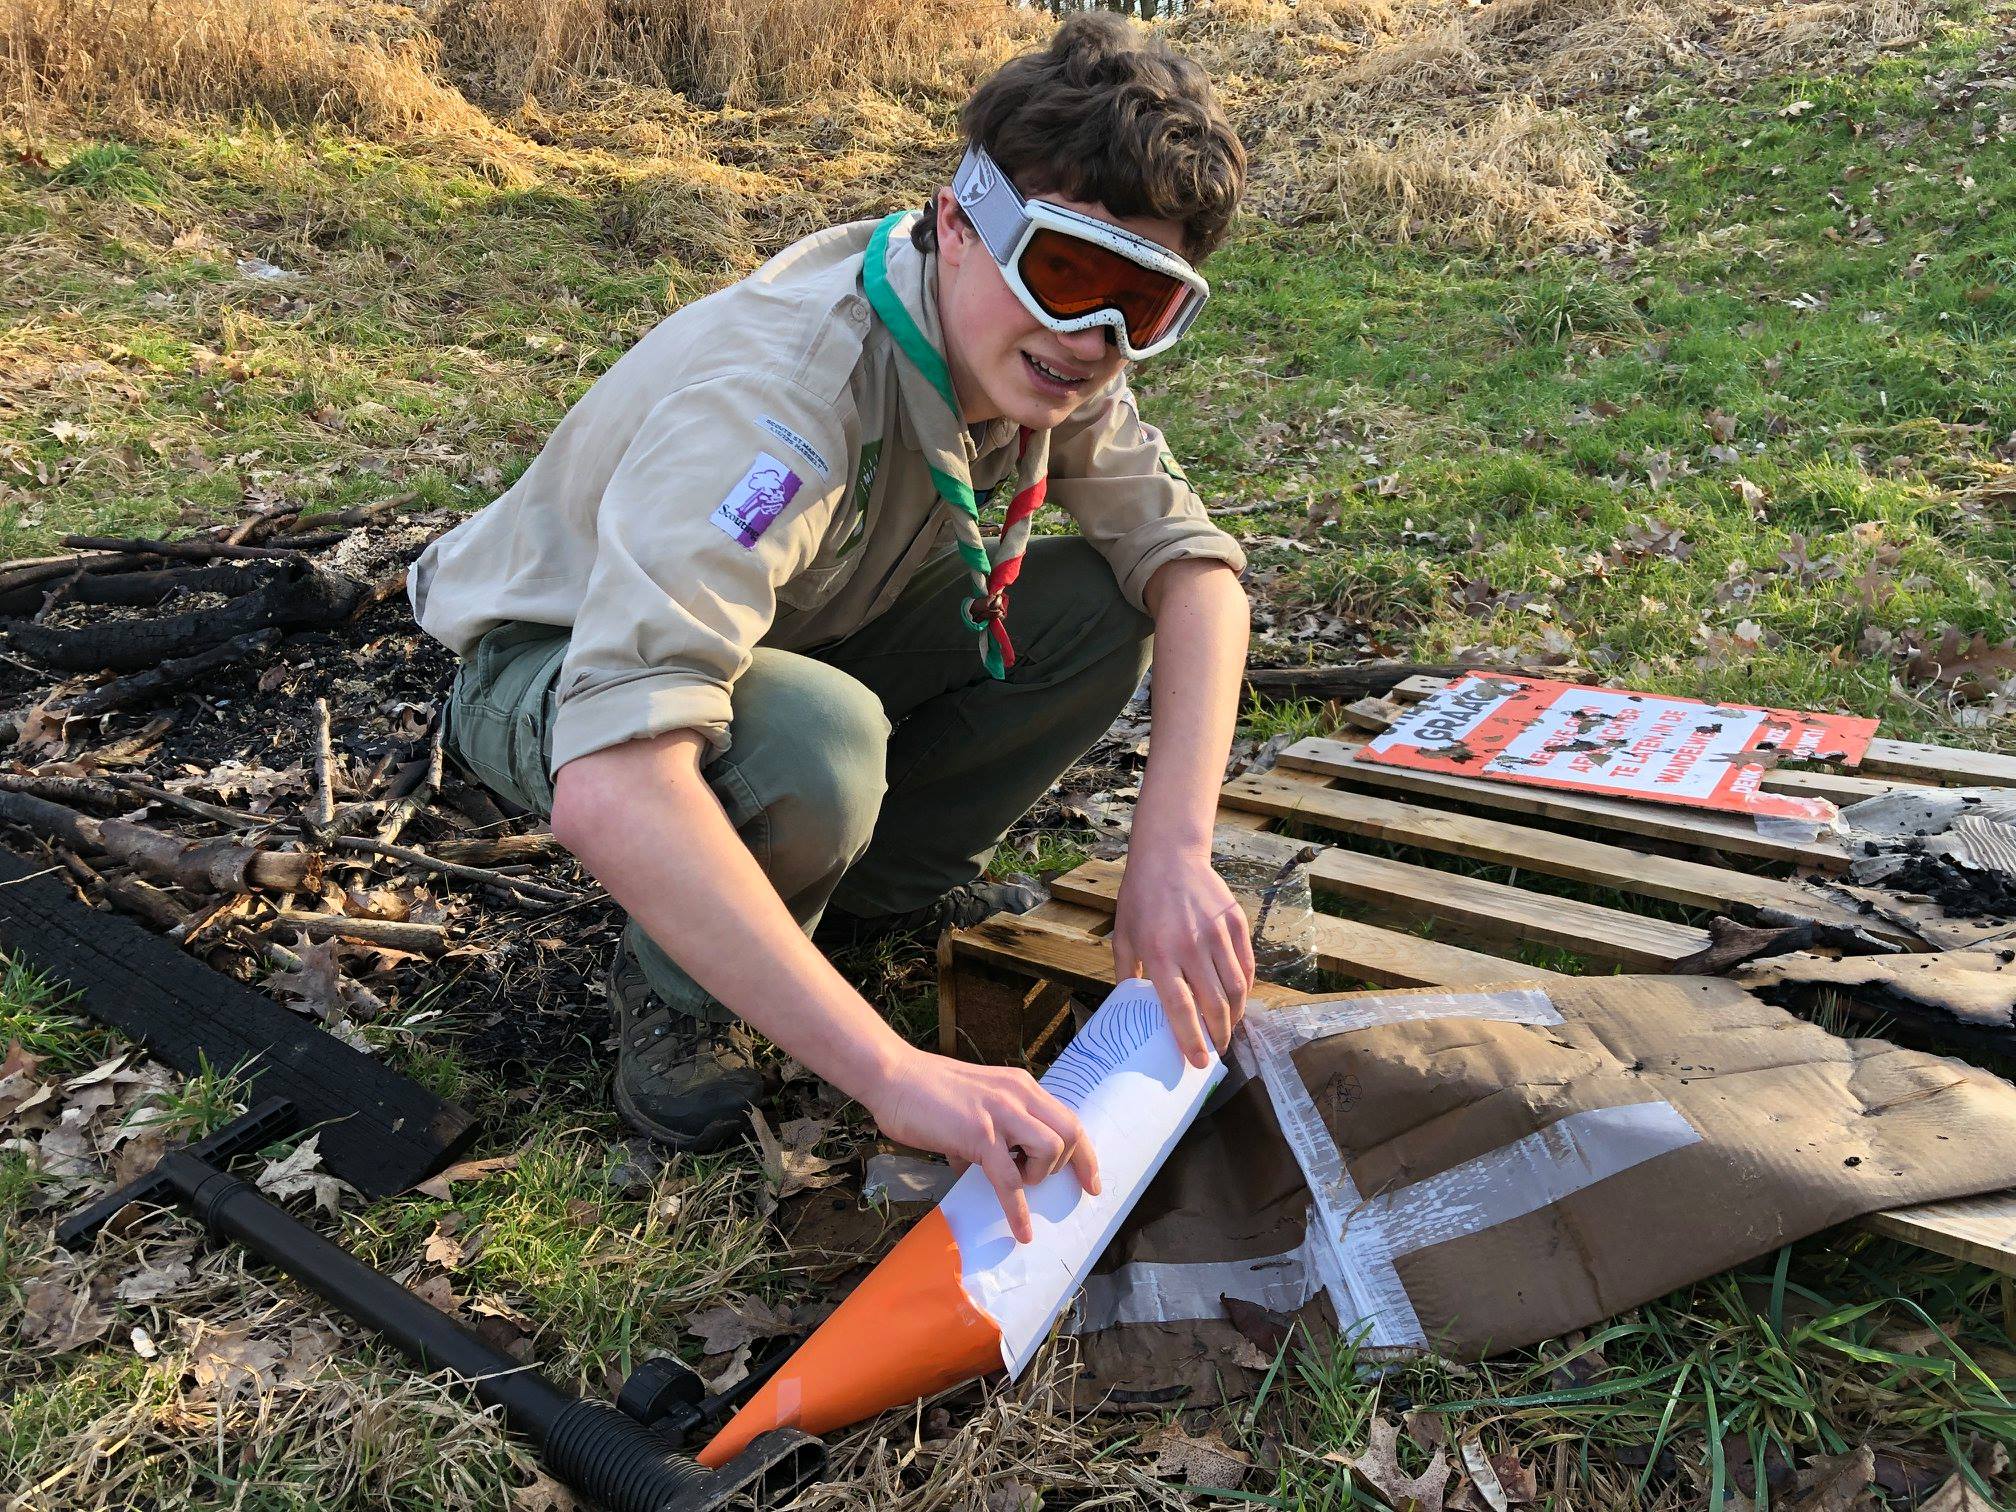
[0,553,168,616]
[61,561,279,610]
[0,772,129,811]
[429,833,563,866]
[7,566,357,672]
[1241,660,1546,704]
[60,533,302,563]
[60,629,283,717]
[0,789,320,892]
[1669,915,1815,975]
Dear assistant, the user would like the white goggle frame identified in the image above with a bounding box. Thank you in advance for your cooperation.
[949,145,1209,361]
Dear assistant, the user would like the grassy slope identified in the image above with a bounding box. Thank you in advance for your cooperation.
[5,13,2016,1512]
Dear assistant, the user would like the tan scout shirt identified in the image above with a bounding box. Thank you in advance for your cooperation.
[410,214,1245,772]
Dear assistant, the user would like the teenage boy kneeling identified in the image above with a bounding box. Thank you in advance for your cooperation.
[410,15,1255,1241]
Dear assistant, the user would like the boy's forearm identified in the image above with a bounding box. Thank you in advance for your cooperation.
[1134,559,1249,857]
[549,733,908,1107]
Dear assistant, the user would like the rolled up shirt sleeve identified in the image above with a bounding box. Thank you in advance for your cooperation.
[550,376,850,771]
[1045,375,1246,612]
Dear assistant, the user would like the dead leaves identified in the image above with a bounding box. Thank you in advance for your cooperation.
[412,1153,519,1201]
[1606,516,1693,569]
[16,1262,117,1354]
[1146,1424,1253,1493]
[181,1320,341,1401]
[256,1134,351,1214]
[1326,1416,1451,1512]
[684,1294,826,1394]
[748,1109,845,1203]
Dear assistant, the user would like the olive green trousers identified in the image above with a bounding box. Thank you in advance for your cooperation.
[443,538,1151,1021]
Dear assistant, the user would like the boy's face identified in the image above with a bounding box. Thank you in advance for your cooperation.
[932,185,1190,430]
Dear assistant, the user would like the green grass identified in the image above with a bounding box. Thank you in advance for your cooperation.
[6,10,2016,1510]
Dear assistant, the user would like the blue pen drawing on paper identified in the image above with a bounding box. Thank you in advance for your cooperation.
[1040,983,1169,1109]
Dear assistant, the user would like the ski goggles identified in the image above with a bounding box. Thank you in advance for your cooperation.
[951,145,1210,361]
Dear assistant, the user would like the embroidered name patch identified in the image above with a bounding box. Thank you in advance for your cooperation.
[710,453,804,548]
[758,415,830,477]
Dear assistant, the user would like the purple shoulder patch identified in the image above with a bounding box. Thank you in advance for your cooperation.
[710,452,804,547]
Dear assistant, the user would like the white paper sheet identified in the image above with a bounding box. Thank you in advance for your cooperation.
[939,977,1224,1378]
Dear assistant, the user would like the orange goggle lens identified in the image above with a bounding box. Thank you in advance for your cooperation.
[1019,227,1195,350]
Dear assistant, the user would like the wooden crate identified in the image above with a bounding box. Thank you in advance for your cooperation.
[939,677,2016,1276]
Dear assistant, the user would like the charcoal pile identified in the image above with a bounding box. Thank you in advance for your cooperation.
[0,505,622,1080]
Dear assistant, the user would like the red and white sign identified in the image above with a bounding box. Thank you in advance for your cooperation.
[1360,675,1877,826]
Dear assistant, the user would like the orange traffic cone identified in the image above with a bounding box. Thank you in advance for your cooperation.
[696,1206,1004,1467]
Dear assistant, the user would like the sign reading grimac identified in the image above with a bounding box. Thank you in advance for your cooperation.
[1360,674,1877,827]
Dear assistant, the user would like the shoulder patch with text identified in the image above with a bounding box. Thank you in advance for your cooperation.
[758,415,830,478]
[710,453,804,548]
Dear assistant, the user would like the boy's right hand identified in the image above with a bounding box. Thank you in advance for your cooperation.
[866,1046,1100,1244]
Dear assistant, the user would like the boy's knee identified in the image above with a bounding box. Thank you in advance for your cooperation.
[765,665,890,878]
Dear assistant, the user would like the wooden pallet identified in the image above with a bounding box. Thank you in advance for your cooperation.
[939,679,2016,1277]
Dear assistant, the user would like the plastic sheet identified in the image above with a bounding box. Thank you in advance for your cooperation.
[1216,841,1320,991]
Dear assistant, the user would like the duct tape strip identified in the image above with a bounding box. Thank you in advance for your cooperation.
[1068,1229,1324,1334]
[1358,1101,1703,1258]
[1067,1103,1698,1342]
[1243,986,1566,1352]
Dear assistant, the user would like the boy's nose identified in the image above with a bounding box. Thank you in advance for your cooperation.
[1056,323,1110,366]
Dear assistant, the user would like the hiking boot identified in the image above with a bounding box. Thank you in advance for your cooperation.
[814,878,1046,950]
[608,946,768,1152]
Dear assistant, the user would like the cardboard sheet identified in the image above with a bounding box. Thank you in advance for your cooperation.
[1359,675,1877,828]
[1070,976,2016,1400]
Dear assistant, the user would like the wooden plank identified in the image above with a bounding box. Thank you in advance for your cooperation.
[1861,1192,2016,1276]
[1280,737,1855,872]
[1386,675,1992,801]
[1049,857,1571,984]
[1861,736,2016,789]
[1221,770,1914,946]
[1305,848,1710,970]
[0,846,474,1197]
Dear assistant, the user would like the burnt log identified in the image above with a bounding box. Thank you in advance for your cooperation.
[61,629,283,718]
[7,563,360,672]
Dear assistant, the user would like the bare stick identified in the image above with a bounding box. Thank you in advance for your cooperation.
[269,909,446,953]
[311,698,336,830]
[56,847,192,932]
[0,789,319,892]
[332,835,577,905]
[375,715,443,848]
[97,773,268,830]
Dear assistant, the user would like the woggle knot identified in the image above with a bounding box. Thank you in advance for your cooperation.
[960,591,1009,633]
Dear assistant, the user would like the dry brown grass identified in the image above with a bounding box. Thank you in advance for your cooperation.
[0,0,1945,255]
[429,0,1041,108]
[1166,0,1935,247]
[0,0,495,137]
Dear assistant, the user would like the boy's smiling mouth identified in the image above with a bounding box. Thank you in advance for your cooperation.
[1021,349,1093,397]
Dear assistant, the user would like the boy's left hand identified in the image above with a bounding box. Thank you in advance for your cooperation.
[1110,851,1256,1068]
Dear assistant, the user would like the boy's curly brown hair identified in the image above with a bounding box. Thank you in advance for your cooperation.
[915,12,1246,263]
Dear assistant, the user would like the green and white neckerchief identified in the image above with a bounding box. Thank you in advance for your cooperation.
[863,212,1050,678]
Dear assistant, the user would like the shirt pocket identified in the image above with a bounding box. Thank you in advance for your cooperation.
[776,440,880,611]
